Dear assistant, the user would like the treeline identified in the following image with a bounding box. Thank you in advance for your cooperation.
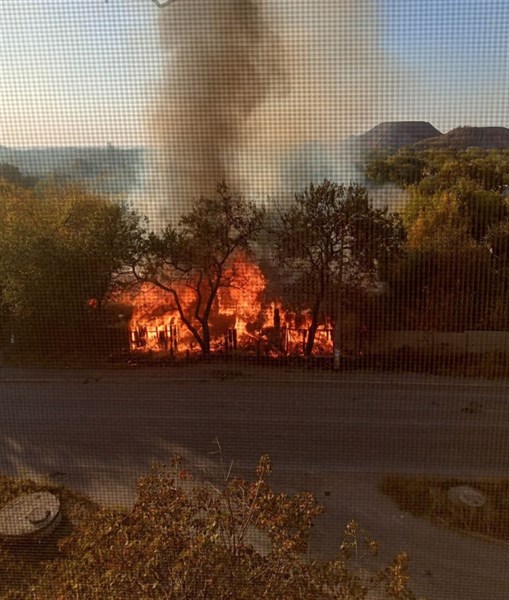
[0,177,403,357]
[366,147,509,331]
[2,147,509,358]
[0,144,143,194]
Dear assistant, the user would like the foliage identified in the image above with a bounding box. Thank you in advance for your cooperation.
[367,147,509,251]
[365,147,509,194]
[0,162,37,189]
[393,185,509,330]
[404,181,505,243]
[365,150,427,188]
[0,180,141,350]
[388,245,496,331]
[365,148,509,331]
[132,182,265,355]
[271,180,404,355]
[26,456,415,599]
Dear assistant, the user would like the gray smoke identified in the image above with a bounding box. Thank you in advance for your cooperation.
[146,0,393,222]
[147,0,281,221]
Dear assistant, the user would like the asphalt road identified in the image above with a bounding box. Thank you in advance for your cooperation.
[1,365,509,599]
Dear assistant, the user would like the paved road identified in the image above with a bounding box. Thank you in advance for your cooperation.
[1,366,509,599]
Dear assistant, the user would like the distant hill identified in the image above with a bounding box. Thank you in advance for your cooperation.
[413,126,509,150]
[356,121,443,150]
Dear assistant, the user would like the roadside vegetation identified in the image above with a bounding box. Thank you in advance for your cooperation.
[2,146,509,368]
[0,473,99,598]
[366,147,509,332]
[0,457,416,599]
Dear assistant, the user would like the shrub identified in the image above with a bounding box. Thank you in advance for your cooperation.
[29,456,415,599]
[0,458,416,598]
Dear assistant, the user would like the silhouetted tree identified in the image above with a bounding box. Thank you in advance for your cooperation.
[132,182,265,355]
[271,180,404,356]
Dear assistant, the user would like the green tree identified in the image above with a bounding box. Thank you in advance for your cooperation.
[0,162,37,188]
[451,178,506,240]
[388,244,494,331]
[132,182,265,356]
[403,177,506,245]
[366,147,509,331]
[271,180,404,357]
[390,189,499,331]
[365,150,427,187]
[366,147,509,196]
[0,181,140,350]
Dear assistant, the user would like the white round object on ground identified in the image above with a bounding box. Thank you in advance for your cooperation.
[447,486,487,508]
[0,492,61,538]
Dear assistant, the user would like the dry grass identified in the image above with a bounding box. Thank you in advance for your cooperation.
[381,474,509,542]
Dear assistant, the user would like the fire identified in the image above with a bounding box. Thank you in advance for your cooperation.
[114,254,334,356]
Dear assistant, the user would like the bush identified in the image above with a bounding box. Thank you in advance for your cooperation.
[0,457,416,599]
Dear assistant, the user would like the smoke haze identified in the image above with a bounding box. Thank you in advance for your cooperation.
[146,0,391,222]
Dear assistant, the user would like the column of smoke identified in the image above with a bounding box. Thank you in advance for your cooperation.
[144,0,393,224]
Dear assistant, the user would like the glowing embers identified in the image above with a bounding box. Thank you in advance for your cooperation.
[127,284,185,352]
[260,305,334,356]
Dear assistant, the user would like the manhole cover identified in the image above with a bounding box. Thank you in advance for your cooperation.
[0,492,61,538]
[447,486,487,508]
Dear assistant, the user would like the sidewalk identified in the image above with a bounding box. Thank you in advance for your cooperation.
[1,362,509,391]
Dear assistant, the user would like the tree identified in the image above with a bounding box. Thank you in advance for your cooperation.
[389,186,502,331]
[405,179,506,242]
[271,180,404,357]
[0,162,37,188]
[132,182,265,355]
[365,147,509,332]
[365,147,509,197]
[365,150,427,187]
[388,245,495,331]
[0,180,140,350]
[484,220,509,328]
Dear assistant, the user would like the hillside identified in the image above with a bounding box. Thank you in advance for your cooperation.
[356,121,442,150]
[413,126,509,150]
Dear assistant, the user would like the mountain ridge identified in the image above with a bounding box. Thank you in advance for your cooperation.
[356,121,443,150]
[412,126,509,150]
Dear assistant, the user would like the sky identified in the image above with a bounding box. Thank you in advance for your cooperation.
[0,0,508,147]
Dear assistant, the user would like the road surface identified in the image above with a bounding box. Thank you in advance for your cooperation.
[1,365,508,599]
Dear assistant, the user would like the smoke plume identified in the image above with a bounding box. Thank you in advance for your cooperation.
[147,0,390,222]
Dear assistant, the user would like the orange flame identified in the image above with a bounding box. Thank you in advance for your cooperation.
[114,254,334,356]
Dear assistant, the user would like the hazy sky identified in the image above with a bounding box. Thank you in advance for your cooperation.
[0,0,508,147]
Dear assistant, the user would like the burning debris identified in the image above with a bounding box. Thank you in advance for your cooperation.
[117,255,334,357]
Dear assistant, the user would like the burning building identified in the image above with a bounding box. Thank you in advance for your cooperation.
[117,254,334,357]
[120,0,389,359]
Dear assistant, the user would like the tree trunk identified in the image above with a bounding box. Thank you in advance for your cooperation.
[305,307,320,357]
[201,321,211,355]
